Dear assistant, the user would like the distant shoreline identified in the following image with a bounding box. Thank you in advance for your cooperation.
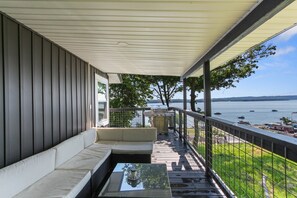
[148,95,297,103]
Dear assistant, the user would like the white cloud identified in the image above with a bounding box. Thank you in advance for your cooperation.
[274,46,295,57]
[277,25,297,41]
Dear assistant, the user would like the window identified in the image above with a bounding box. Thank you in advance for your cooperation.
[95,74,109,126]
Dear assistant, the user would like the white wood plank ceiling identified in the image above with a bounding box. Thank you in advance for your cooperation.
[0,0,296,77]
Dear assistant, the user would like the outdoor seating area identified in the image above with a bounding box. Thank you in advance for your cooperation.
[0,128,157,197]
[0,126,224,197]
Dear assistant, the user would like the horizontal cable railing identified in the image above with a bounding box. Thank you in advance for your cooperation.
[170,107,297,198]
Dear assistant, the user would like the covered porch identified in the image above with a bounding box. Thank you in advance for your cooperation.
[1,1,297,197]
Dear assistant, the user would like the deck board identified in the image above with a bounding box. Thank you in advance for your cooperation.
[152,131,225,198]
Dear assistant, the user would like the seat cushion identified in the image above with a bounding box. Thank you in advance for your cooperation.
[81,128,97,148]
[57,144,111,174]
[97,128,123,141]
[122,128,157,142]
[87,143,112,154]
[14,169,91,198]
[0,149,56,198]
[111,142,153,154]
[54,134,84,167]
[96,141,119,146]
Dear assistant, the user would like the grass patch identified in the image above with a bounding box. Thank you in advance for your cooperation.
[196,143,297,197]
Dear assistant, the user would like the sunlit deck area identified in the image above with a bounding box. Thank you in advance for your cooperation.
[152,131,224,197]
[1,1,297,197]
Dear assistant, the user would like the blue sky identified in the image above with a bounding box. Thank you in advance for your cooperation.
[179,25,297,99]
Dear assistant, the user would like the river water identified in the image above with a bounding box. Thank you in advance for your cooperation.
[148,100,297,125]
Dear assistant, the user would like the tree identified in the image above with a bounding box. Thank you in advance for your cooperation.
[187,44,276,112]
[280,117,291,125]
[109,74,153,108]
[149,76,182,107]
[109,74,153,127]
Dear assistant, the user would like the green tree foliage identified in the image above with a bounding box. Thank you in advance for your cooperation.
[148,76,182,107]
[109,74,152,127]
[187,44,276,111]
[280,117,291,125]
[109,74,153,108]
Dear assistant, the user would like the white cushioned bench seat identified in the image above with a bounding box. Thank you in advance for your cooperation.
[96,127,157,155]
[111,142,153,154]
[0,127,157,198]
[57,144,111,174]
[0,149,56,198]
[122,128,157,142]
[98,141,153,154]
[14,169,91,198]
[96,128,157,142]
[54,135,85,167]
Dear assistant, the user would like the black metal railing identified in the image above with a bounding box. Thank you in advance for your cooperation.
[109,107,151,127]
[170,107,297,198]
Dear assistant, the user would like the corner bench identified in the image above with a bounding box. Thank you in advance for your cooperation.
[0,127,157,198]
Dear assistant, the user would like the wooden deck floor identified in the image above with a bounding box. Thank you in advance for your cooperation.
[151,131,225,198]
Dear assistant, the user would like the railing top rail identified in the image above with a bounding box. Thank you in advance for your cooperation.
[110,107,151,111]
[169,107,205,120]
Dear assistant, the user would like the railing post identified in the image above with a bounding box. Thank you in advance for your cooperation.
[204,60,212,177]
[179,110,182,139]
[194,118,199,147]
[173,110,176,132]
[183,113,187,144]
[142,109,145,127]
[183,78,187,144]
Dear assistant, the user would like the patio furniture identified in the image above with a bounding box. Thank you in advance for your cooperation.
[99,163,172,198]
[0,128,157,198]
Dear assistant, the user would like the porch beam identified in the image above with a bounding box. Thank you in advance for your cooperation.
[181,0,293,79]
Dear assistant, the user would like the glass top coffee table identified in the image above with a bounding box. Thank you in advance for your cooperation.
[99,163,172,197]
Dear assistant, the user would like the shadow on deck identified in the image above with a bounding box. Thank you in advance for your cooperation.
[152,131,225,198]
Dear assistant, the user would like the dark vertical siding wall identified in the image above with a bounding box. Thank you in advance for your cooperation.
[65,52,72,138]
[52,44,59,146]
[0,15,5,168]
[32,33,44,154]
[77,59,81,132]
[20,26,33,159]
[0,13,90,168]
[82,62,87,131]
[59,49,66,142]
[71,56,77,135]
[43,39,52,150]
[4,17,21,165]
